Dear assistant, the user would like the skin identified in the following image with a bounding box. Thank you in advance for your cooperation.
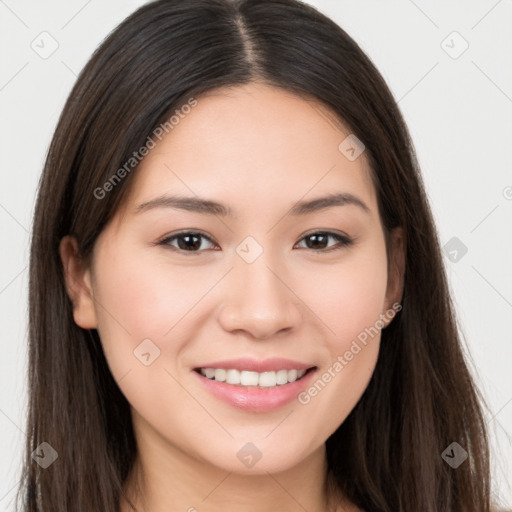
[60,82,404,512]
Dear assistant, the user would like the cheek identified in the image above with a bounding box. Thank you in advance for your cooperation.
[291,241,388,430]
[298,240,389,348]
[89,241,221,389]
[93,248,215,339]
[89,247,220,434]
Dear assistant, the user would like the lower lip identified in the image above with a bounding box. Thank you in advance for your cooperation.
[193,368,317,412]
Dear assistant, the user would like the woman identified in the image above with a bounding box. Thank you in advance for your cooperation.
[18,0,495,510]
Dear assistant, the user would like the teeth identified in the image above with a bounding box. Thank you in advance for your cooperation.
[226,369,240,385]
[199,367,308,387]
[258,371,276,387]
[240,371,259,386]
[214,368,226,382]
[204,368,216,379]
[276,369,288,385]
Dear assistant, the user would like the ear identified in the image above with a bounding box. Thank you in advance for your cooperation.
[59,236,98,329]
[382,227,405,326]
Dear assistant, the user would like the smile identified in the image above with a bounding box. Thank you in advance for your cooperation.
[193,361,318,412]
[197,367,309,388]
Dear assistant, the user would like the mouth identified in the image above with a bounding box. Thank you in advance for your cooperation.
[193,366,316,389]
[192,359,318,412]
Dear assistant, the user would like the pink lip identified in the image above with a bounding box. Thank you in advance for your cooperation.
[194,357,314,373]
[193,365,318,413]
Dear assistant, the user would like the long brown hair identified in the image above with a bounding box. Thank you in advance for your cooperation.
[18,0,493,510]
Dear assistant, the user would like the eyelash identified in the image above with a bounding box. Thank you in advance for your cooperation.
[157,230,354,255]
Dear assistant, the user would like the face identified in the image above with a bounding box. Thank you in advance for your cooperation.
[61,82,403,476]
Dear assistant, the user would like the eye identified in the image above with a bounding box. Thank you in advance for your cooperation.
[295,231,353,252]
[157,230,353,254]
[158,231,217,253]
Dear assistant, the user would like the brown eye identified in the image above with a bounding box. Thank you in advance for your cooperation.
[159,231,217,253]
[295,232,353,252]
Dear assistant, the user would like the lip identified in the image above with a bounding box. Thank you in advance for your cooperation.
[193,363,318,413]
[193,357,313,373]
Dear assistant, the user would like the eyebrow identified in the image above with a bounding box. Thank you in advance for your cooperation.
[135,192,370,217]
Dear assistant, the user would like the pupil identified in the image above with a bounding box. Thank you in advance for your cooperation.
[179,234,201,251]
[307,234,327,249]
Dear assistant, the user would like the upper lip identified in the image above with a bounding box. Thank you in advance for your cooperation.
[194,358,316,373]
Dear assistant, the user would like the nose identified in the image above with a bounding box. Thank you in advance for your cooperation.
[217,256,303,340]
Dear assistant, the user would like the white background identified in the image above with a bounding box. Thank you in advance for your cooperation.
[0,0,511,509]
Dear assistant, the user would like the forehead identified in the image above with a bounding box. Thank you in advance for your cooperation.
[121,82,377,218]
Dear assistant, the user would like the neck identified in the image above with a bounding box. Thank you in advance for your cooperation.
[120,412,348,512]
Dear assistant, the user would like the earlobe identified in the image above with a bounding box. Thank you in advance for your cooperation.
[383,227,405,325]
[59,236,98,329]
